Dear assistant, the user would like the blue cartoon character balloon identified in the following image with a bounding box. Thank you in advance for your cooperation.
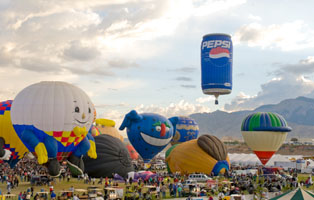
[119,110,174,163]
[169,116,199,145]
[11,81,97,177]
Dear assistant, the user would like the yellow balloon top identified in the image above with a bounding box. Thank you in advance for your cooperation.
[95,118,116,127]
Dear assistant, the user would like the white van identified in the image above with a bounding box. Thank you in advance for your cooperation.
[188,174,211,182]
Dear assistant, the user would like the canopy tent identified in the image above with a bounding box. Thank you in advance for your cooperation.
[270,187,314,199]
[229,153,303,166]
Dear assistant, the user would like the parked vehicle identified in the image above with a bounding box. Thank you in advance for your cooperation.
[188,174,212,182]
[104,187,123,200]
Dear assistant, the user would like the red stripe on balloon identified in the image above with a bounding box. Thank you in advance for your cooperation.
[254,151,276,165]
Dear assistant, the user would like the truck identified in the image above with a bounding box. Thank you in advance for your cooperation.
[104,187,123,200]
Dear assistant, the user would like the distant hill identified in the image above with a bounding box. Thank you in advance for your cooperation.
[189,96,314,139]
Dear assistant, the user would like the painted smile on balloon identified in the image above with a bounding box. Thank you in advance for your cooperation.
[75,119,88,124]
[140,132,172,146]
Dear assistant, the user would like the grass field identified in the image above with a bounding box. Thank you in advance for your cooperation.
[1,174,314,199]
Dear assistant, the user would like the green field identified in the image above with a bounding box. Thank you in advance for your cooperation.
[1,174,314,199]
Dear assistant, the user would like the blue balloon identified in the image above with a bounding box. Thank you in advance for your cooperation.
[119,110,174,163]
[169,116,199,145]
[201,33,233,104]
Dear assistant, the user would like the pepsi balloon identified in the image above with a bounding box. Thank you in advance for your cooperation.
[201,33,233,104]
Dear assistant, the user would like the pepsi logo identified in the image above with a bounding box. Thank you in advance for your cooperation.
[209,47,230,59]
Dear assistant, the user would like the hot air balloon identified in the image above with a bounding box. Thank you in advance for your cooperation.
[0,100,28,167]
[166,135,229,175]
[126,144,139,160]
[95,118,124,142]
[241,112,291,165]
[169,116,199,145]
[89,125,101,137]
[201,33,233,104]
[11,81,97,176]
[83,134,134,178]
[119,110,173,163]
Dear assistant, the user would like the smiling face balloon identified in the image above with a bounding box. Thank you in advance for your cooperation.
[11,81,97,176]
[119,110,173,163]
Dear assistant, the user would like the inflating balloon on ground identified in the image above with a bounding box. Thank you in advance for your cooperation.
[166,135,230,175]
[83,134,134,178]
[95,118,123,142]
[0,100,28,168]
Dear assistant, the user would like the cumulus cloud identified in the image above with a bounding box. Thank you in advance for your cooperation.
[107,59,139,69]
[234,20,314,51]
[180,84,197,88]
[171,66,198,73]
[196,96,215,103]
[135,100,211,118]
[66,66,114,76]
[224,57,314,111]
[63,40,101,61]
[176,76,192,81]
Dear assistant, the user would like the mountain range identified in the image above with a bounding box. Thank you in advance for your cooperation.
[189,96,314,139]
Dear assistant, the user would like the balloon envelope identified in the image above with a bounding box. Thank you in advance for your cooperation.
[170,116,199,145]
[119,111,173,163]
[166,135,229,176]
[89,125,100,137]
[11,81,95,161]
[241,112,291,165]
[201,33,233,104]
[126,144,139,160]
[0,100,28,168]
[95,118,124,142]
[83,134,134,178]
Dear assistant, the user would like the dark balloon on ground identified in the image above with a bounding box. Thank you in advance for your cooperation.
[83,134,134,178]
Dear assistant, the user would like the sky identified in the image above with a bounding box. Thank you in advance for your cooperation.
[1,0,314,137]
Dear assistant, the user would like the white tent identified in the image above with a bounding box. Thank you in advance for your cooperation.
[228,153,303,167]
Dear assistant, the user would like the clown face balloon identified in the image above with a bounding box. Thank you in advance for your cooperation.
[119,110,173,163]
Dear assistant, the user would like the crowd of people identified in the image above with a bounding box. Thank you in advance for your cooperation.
[0,156,312,200]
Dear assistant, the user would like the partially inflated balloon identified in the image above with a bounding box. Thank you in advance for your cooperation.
[166,135,229,175]
[119,110,173,163]
[126,144,139,160]
[241,112,291,165]
[83,134,133,178]
[11,81,97,176]
[95,118,123,142]
[0,100,28,167]
[89,125,100,137]
[169,116,199,145]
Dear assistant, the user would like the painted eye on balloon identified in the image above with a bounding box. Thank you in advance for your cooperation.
[75,106,80,113]
[88,107,91,113]
[155,126,161,132]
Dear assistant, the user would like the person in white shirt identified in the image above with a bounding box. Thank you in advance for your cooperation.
[73,194,80,200]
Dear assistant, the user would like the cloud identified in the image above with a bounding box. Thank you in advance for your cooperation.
[63,40,101,61]
[224,57,314,111]
[176,76,192,81]
[135,100,211,117]
[66,66,114,76]
[234,20,314,51]
[107,59,139,69]
[171,67,198,73]
[181,84,196,88]
[273,56,314,76]
[248,14,262,21]
[196,96,215,103]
